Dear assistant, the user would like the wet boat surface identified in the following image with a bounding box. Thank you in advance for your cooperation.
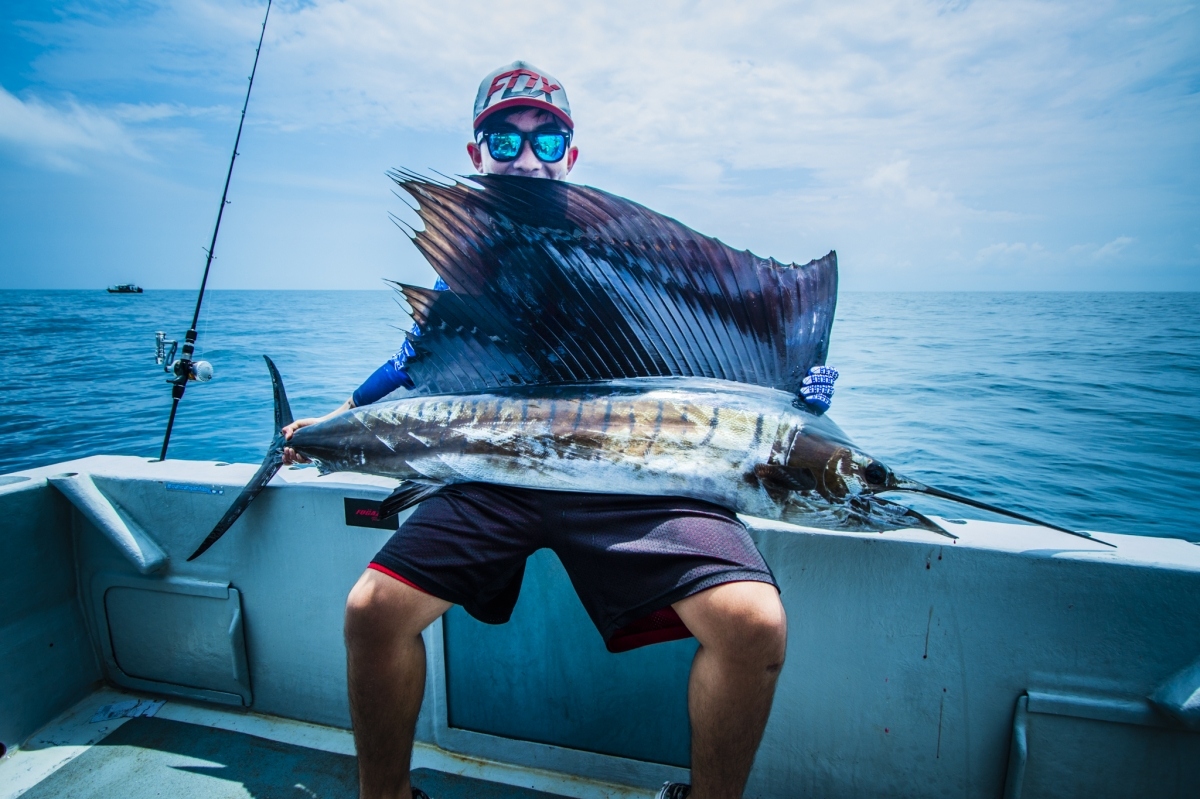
[4,687,600,799]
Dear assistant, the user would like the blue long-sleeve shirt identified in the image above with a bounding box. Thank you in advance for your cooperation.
[351,277,447,407]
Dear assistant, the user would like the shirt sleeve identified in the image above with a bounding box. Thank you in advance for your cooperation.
[351,278,446,406]
[351,339,417,407]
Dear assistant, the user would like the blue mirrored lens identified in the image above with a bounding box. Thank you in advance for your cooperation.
[486,132,522,160]
[484,131,568,163]
[531,133,567,162]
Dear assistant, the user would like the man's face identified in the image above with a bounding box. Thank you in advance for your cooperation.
[467,107,578,180]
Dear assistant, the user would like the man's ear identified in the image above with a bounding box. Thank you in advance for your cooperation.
[565,146,579,174]
[467,141,484,172]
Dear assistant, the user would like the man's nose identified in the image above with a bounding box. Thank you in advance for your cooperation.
[512,141,542,172]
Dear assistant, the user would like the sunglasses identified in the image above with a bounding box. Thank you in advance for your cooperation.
[479,129,571,163]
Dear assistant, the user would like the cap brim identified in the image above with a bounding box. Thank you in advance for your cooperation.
[474,98,574,131]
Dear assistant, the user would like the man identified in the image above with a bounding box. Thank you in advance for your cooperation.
[284,61,837,799]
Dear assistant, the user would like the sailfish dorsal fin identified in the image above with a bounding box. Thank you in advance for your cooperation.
[388,170,838,396]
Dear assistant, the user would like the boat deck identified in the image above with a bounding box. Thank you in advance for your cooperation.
[2,687,613,799]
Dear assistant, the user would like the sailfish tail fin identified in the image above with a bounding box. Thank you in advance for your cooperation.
[267,355,294,430]
[187,356,290,561]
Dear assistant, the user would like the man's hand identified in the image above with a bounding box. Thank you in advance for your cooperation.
[281,398,354,464]
[799,366,838,414]
[281,418,319,464]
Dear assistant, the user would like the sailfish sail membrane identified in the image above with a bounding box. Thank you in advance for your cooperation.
[387,171,838,395]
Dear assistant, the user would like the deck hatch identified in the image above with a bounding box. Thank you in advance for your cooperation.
[92,575,252,706]
[1004,692,1200,798]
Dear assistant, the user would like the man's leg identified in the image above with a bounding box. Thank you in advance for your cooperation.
[345,569,452,799]
[673,581,787,799]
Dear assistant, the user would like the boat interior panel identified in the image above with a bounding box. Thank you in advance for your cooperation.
[443,549,696,767]
[2,455,1199,798]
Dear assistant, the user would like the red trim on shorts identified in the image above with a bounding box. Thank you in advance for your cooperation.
[368,562,431,595]
[605,607,694,653]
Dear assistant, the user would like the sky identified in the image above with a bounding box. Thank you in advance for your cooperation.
[0,0,1197,292]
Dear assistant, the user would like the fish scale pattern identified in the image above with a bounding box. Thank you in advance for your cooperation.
[388,170,838,396]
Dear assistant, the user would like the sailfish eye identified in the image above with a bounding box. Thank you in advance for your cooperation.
[864,462,889,485]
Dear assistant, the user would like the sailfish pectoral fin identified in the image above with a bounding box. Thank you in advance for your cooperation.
[754,463,817,492]
[379,480,446,519]
[187,355,293,561]
[891,479,1116,548]
[869,497,958,540]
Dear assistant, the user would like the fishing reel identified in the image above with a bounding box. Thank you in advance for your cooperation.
[156,331,213,383]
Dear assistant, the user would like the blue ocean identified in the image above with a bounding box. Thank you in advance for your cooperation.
[1,290,1197,541]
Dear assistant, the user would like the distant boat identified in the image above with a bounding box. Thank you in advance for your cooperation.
[107,283,143,294]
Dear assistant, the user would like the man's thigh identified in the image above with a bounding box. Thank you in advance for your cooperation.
[369,484,546,625]
[550,493,777,646]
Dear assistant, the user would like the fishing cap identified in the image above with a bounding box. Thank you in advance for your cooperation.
[473,61,573,132]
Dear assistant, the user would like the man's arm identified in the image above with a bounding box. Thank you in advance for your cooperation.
[281,342,418,464]
[281,397,350,464]
[282,278,448,464]
[280,345,416,464]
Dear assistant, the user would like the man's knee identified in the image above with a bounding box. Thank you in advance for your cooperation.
[729,595,787,671]
[345,569,445,646]
[677,581,787,670]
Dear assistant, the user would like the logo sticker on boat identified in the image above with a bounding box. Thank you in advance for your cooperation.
[345,499,400,527]
[164,482,225,495]
[344,498,398,530]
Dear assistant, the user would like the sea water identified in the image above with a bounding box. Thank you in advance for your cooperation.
[1,290,1197,541]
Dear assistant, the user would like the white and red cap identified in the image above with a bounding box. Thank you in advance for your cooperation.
[473,61,573,132]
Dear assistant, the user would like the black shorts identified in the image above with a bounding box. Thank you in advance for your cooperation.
[370,483,776,652]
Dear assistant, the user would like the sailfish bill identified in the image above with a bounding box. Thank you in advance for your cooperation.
[890,480,1115,547]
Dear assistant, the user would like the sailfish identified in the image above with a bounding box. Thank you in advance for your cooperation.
[188,172,1111,560]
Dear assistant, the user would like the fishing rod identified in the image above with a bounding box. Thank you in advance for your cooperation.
[156,0,272,461]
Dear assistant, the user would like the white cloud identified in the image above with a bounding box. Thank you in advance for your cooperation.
[3,0,1197,289]
[978,236,1135,265]
[976,241,1046,261]
[1092,236,1134,259]
[865,159,957,211]
[0,86,142,170]
[111,102,224,123]
[0,83,229,172]
[31,0,1193,176]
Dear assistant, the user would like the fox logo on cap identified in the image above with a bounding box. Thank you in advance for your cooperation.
[474,60,573,131]
[488,68,560,104]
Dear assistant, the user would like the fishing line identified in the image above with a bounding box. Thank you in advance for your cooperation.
[157,0,272,460]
